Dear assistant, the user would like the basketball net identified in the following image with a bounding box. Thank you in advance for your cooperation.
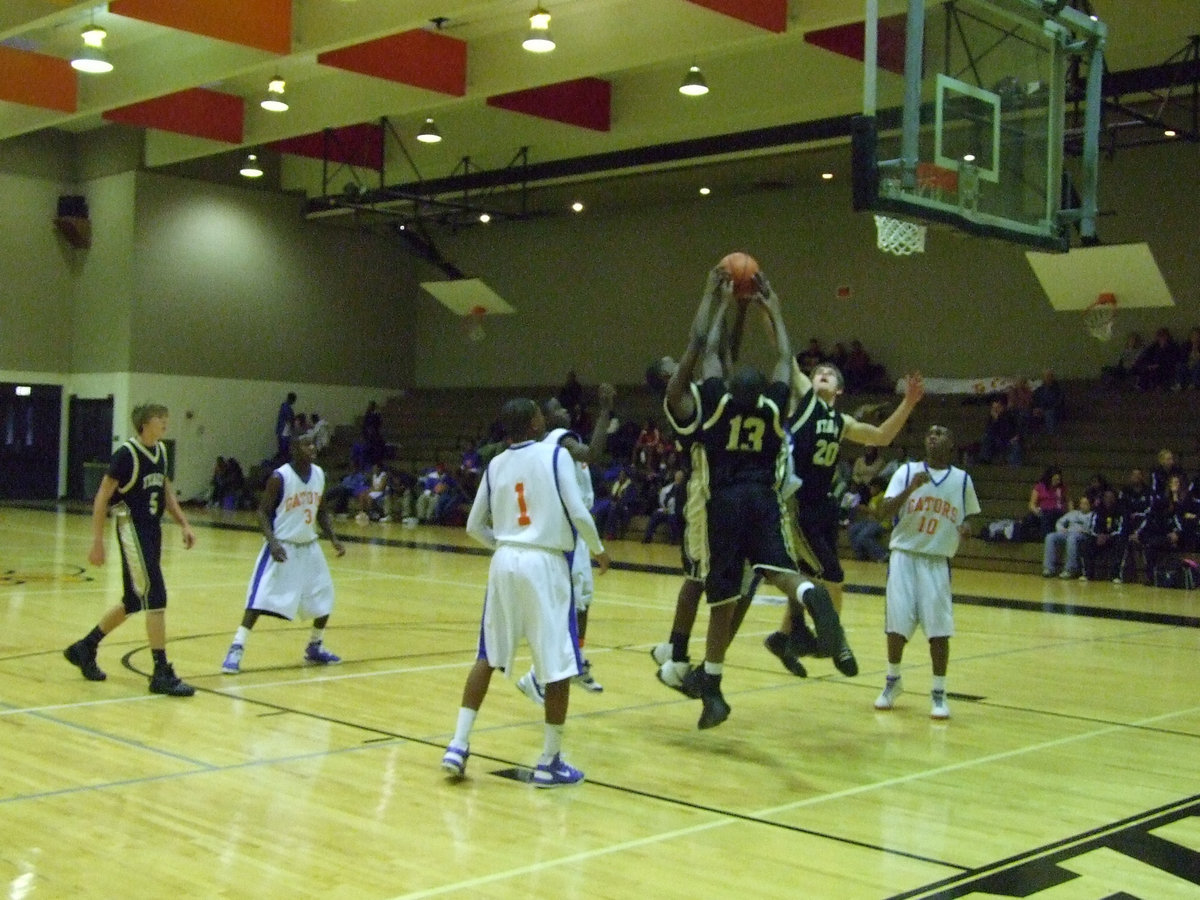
[874,214,927,256]
[464,305,487,342]
[1083,292,1117,341]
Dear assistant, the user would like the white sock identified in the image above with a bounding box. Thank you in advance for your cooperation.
[452,707,477,747]
[886,663,902,679]
[541,723,564,762]
[703,660,723,676]
[794,580,815,606]
[309,626,324,645]
[932,675,947,693]
[233,626,250,647]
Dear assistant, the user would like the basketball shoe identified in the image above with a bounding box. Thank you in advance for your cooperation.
[221,643,244,674]
[304,642,341,665]
[441,743,469,778]
[516,670,545,705]
[930,690,951,720]
[573,659,603,692]
[874,676,903,710]
[64,640,106,682]
[149,663,195,697]
[532,754,584,787]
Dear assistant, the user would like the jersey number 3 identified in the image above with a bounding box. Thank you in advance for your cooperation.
[725,415,766,452]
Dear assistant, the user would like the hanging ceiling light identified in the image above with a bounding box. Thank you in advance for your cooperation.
[416,118,442,144]
[522,5,555,53]
[239,153,264,178]
[71,23,113,74]
[679,64,708,96]
[260,76,288,112]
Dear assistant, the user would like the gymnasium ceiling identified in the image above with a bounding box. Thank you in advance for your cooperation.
[1,0,1196,226]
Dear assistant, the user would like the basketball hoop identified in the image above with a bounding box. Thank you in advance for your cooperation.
[874,214,927,256]
[1083,292,1117,341]
[464,305,487,342]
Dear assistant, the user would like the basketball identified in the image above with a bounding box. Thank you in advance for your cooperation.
[720,252,759,299]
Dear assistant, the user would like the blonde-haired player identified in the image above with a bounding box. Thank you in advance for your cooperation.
[874,425,980,719]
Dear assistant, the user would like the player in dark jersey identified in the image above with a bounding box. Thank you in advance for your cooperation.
[665,265,856,730]
[63,403,197,696]
[764,358,923,675]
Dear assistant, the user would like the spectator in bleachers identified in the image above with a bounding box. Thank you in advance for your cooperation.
[642,468,686,544]
[1042,496,1092,579]
[798,338,826,374]
[415,463,450,523]
[1031,370,1064,436]
[1150,448,1186,499]
[1007,376,1034,442]
[1100,331,1145,388]
[209,456,245,510]
[976,397,1022,465]
[1086,488,1127,582]
[593,468,636,540]
[275,392,296,460]
[843,339,886,393]
[457,438,482,500]
[326,467,369,517]
[307,412,332,454]
[557,369,583,420]
[850,445,887,497]
[1129,472,1188,582]
[1172,327,1200,391]
[847,477,890,562]
[1134,327,1180,391]
[1026,465,1070,539]
[361,400,385,466]
[1082,472,1111,508]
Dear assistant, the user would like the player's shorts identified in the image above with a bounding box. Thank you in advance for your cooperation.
[680,471,708,582]
[705,482,797,605]
[571,536,595,611]
[793,493,843,582]
[245,540,335,621]
[884,549,955,640]
[116,514,166,613]
[478,543,583,685]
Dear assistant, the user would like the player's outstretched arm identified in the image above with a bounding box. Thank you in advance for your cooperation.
[845,371,925,446]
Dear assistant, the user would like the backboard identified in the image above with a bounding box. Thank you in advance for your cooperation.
[851,0,1107,251]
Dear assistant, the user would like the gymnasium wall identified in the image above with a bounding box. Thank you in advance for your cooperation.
[414,141,1198,386]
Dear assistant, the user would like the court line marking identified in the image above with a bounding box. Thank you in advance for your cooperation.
[388,704,1200,900]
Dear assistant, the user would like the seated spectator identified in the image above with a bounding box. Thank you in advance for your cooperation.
[798,338,826,374]
[358,463,390,523]
[1043,496,1092,579]
[306,412,332,454]
[642,469,686,544]
[1081,472,1111,508]
[593,468,637,540]
[1173,327,1200,391]
[847,477,890,562]
[977,397,1022,466]
[1100,331,1145,388]
[1030,370,1064,436]
[1150,448,1186,499]
[457,439,482,500]
[1129,473,1190,582]
[843,339,886,393]
[209,456,245,510]
[1134,327,1180,391]
[1026,465,1070,539]
[415,463,450,523]
[1086,489,1127,582]
[850,446,887,496]
[327,468,370,516]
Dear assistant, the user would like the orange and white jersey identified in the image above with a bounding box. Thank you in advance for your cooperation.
[272,463,325,544]
[467,440,603,557]
[886,462,980,558]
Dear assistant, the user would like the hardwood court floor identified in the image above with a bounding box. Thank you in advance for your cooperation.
[1,504,1197,899]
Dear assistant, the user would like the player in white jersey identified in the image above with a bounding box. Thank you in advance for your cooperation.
[874,425,980,720]
[515,383,615,702]
[442,399,609,787]
[221,434,346,674]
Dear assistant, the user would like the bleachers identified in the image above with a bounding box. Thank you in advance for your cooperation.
[327,378,1189,576]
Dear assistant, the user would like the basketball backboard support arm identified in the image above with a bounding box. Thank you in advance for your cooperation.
[854,0,1107,251]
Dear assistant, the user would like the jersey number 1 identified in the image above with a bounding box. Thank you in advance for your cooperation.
[515,482,531,526]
